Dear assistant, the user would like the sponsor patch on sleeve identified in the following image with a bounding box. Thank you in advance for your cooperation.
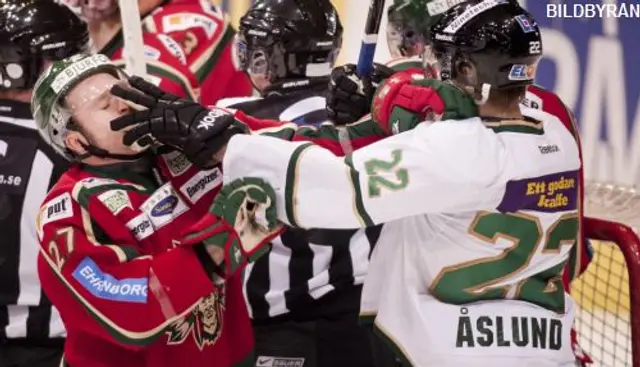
[37,192,74,239]
[179,167,222,204]
[73,257,148,303]
[140,183,189,229]
[161,150,192,177]
[126,213,155,241]
[98,189,132,215]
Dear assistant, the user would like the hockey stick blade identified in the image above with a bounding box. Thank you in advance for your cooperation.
[356,0,385,77]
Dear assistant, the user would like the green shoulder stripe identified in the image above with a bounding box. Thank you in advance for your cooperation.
[194,25,235,83]
[284,143,315,227]
[344,154,375,227]
[385,56,423,73]
[484,120,544,135]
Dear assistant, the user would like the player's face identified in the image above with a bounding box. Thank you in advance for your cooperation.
[64,73,136,156]
[63,0,119,22]
[386,23,426,58]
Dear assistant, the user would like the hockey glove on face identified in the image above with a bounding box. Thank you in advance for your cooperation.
[110,76,245,169]
[180,178,284,277]
[371,72,479,135]
[327,63,395,125]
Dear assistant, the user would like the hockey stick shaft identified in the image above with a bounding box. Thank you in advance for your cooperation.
[356,0,386,77]
[118,0,147,78]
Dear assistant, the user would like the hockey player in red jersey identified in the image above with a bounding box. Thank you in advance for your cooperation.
[64,0,253,105]
[62,0,200,102]
[30,53,281,367]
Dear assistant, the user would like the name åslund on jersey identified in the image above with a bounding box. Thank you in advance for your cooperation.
[456,310,562,350]
[496,171,579,213]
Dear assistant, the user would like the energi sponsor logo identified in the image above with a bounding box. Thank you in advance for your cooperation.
[180,167,222,204]
[73,257,148,303]
[126,213,154,240]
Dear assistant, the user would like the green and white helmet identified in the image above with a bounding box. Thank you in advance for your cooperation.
[31,53,124,160]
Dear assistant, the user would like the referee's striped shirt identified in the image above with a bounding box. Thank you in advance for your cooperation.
[0,100,67,344]
[217,83,383,321]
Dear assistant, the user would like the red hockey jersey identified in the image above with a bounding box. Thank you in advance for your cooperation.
[143,1,253,106]
[37,152,252,367]
[101,31,201,102]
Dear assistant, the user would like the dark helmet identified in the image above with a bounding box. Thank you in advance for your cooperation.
[0,0,89,90]
[428,0,542,101]
[235,0,343,93]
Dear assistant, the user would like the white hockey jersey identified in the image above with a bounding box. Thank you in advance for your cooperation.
[222,107,581,367]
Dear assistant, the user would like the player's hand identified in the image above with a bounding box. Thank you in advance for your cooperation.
[110,76,245,169]
[326,63,395,125]
[180,178,283,276]
[371,72,479,135]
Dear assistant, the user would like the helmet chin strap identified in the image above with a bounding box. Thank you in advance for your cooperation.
[78,142,150,161]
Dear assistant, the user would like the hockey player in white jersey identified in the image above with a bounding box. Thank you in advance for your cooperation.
[107,2,581,366]
[220,2,580,366]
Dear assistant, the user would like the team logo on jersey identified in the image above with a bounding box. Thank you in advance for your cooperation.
[179,167,222,204]
[515,14,536,33]
[141,183,188,229]
[126,213,155,241]
[98,189,132,215]
[166,291,224,350]
[37,192,74,238]
[508,64,536,81]
[162,150,192,177]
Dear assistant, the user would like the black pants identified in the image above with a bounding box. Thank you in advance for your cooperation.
[0,340,64,367]
[253,312,400,367]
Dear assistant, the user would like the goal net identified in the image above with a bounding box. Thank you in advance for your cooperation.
[574,182,640,367]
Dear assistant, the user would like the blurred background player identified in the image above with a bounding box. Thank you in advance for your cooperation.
[218,0,339,126]
[217,1,395,366]
[64,0,252,105]
[0,1,89,366]
[62,0,201,102]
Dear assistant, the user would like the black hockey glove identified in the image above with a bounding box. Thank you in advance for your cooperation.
[110,76,245,169]
[326,63,395,125]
